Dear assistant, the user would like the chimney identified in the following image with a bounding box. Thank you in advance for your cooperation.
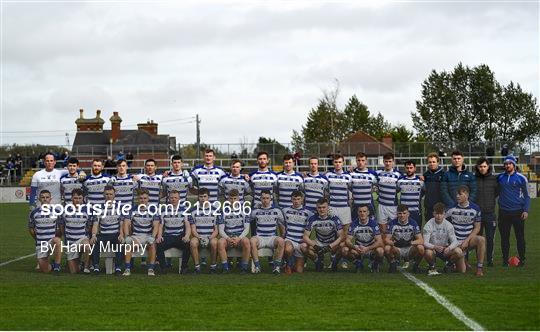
[137,120,158,136]
[110,111,122,143]
[382,134,393,148]
[75,108,104,132]
[96,109,101,118]
[79,109,84,119]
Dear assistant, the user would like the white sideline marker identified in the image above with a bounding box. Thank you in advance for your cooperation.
[0,253,35,267]
[402,271,485,331]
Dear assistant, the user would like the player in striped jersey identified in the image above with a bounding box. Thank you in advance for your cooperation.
[191,149,227,204]
[397,160,424,227]
[110,159,137,209]
[303,156,329,211]
[248,151,278,208]
[276,154,304,208]
[189,188,220,274]
[325,153,352,227]
[423,202,465,275]
[162,155,192,204]
[123,189,161,276]
[384,204,424,273]
[302,198,345,272]
[28,190,63,273]
[341,204,384,273]
[219,159,251,201]
[156,190,191,274]
[250,190,285,274]
[217,189,251,274]
[60,157,84,205]
[376,152,402,234]
[83,159,111,208]
[90,186,126,275]
[59,189,92,274]
[350,152,378,216]
[445,185,486,277]
[280,190,313,274]
[136,159,163,207]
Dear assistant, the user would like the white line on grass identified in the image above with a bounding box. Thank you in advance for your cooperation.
[402,271,485,331]
[0,253,35,267]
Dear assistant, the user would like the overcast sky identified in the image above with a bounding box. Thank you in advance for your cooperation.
[1,0,538,148]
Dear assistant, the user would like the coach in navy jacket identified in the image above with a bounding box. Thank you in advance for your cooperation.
[423,153,444,220]
[497,155,530,266]
[440,151,477,207]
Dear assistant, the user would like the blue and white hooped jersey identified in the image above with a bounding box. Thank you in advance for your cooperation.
[249,170,278,207]
[188,206,219,238]
[160,207,187,237]
[388,218,420,247]
[219,174,251,201]
[397,175,424,212]
[303,173,329,211]
[28,207,60,245]
[191,165,226,203]
[350,169,378,206]
[348,217,380,247]
[93,208,123,235]
[60,211,91,243]
[162,172,192,203]
[276,171,304,208]
[128,207,159,236]
[60,174,83,205]
[83,174,111,206]
[281,206,313,244]
[110,174,137,207]
[138,174,163,205]
[305,214,343,246]
[217,211,249,237]
[250,206,284,237]
[325,170,352,208]
[446,203,481,241]
[376,169,401,207]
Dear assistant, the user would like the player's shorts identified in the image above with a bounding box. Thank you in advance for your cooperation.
[435,250,451,261]
[65,237,89,261]
[329,206,352,225]
[285,239,304,258]
[352,248,375,260]
[129,234,155,246]
[397,246,412,259]
[35,238,55,259]
[378,204,397,225]
[256,236,278,249]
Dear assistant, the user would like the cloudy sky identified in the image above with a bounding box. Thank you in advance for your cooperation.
[1,0,538,148]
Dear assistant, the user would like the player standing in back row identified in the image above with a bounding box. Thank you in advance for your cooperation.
[350,152,378,216]
[276,154,304,208]
[376,152,402,234]
[397,160,424,227]
[302,156,329,212]
[191,149,227,204]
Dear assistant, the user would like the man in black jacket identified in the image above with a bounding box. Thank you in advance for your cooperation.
[423,152,444,222]
[475,157,499,266]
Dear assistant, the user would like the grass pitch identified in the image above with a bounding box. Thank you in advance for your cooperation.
[1,200,539,330]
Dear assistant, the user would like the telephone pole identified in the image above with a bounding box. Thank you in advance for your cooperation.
[196,114,201,161]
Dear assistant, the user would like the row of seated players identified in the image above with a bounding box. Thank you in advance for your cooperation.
[29,184,485,277]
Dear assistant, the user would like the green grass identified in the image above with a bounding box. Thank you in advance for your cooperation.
[1,201,539,330]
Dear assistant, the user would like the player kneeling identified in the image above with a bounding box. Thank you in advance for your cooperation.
[384,204,424,273]
[123,189,160,276]
[423,202,465,275]
[189,188,219,274]
[281,191,313,274]
[28,190,63,273]
[301,198,345,272]
[217,189,251,274]
[341,204,384,273]
[60,189,92,274]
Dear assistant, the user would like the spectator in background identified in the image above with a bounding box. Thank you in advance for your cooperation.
[126,151,134,167]
[485,145,495,166]
[475,157,499,267]
[14,153,22,179]
[116,151,125,162]
[230,151,238,160]
[423,152,444,223]
[62,151,70,168]
[441,150,477,206]
[501,144,509,158]
[104,156,117,176]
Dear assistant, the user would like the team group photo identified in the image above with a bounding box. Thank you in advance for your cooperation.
[1,0,539,331]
